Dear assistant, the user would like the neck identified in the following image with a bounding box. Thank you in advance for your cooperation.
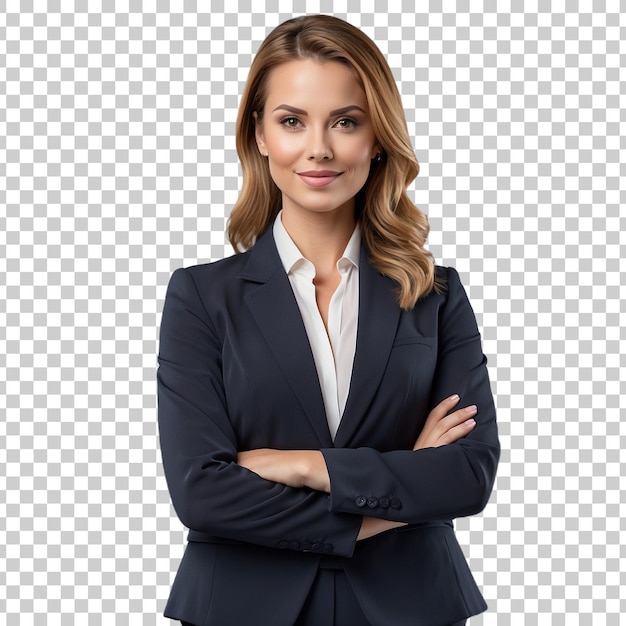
[280,206,356,273]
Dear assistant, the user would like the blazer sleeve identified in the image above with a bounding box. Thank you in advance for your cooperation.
[321,267,500,523]
[157,267,361,557]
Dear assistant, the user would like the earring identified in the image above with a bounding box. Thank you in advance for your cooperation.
[375,152,382,162]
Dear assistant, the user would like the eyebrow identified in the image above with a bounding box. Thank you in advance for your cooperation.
[271,104,367,116]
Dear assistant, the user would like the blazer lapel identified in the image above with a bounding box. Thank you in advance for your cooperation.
[334,246,402,447]
[239,229,334,448]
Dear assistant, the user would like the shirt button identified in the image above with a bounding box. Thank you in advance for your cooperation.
[355,495,367,507]
[366,497,378,508]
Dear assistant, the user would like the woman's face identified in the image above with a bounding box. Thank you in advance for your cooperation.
[255,59,379,220]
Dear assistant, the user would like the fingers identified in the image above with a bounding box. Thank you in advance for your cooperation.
[426,393,461,422]
[415,401,477,450]
[435,405,477,445]
[445,404,477,426]
[438,413,476,445]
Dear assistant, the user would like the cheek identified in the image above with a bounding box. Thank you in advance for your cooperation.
[343,140,375,168]
[265,133,301,166]
[267,160,287,187]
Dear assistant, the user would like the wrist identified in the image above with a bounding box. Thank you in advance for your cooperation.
[358,517,407,541]
[302,451,331,493]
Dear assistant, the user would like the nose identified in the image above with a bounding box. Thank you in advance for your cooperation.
[307,128,333,161]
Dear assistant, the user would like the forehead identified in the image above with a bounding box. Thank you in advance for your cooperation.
[263,59,368,110]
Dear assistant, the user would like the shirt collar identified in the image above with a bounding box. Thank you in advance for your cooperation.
[273,210,361,276]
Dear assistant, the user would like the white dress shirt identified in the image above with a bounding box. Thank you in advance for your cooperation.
[273,212,359,439]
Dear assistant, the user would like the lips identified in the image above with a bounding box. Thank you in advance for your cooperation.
[297,170,342,188]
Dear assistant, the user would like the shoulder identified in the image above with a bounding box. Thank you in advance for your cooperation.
[424,265,464,302]
[162,253,254,320]
[434,265,462,287]
[415,265,473,319]
[186,251,250,279]
[168,251,251,290]
[432,265,480,331]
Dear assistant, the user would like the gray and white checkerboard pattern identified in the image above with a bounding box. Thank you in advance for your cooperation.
[0,1,624,624]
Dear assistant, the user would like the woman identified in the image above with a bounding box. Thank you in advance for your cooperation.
[158,15,499,626]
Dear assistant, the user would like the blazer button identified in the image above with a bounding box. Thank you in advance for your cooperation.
[390,497,402,510]
[355,495,367,507]
[379,497,390,509]
[366,497,378,508]
[277,540,289,549]
[289,540,301,550]
[322,543,333,553]
[311,542,324,553]
[301,541,312,551]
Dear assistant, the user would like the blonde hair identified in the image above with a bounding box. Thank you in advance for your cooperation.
[228,15,436,308]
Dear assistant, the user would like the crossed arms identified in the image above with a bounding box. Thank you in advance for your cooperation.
[238,393,479,539]
[158,266,500,557]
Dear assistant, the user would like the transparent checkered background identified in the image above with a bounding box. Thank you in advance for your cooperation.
[0,1,624,624]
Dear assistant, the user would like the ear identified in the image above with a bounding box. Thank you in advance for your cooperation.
[371,142,382,160]
[253,112,268,157]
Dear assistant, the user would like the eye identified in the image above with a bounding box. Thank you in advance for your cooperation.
[279,116,302,129]
[334,117,358,129]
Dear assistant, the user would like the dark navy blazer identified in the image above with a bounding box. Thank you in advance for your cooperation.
[157,227,500,626]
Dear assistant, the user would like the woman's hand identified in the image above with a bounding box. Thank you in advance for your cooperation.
[237,449,331,492]
[413,394,477,450]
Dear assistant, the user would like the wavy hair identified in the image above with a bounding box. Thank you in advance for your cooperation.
[227,14,437,308]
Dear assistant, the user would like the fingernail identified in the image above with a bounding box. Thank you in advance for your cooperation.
[449,394,459,401]
[466,405,477,414]
[466,418,476,426]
